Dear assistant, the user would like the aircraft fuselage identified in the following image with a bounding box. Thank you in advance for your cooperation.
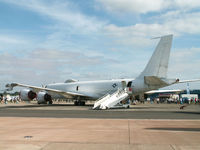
[46,78,159,99]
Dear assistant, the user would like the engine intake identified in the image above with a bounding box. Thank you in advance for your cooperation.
[37,91,52,104]
[20,89,37,101]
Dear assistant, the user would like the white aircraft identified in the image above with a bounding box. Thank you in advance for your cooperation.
[5,35,199,108]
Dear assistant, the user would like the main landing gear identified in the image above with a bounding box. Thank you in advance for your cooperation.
[37,100,53,105]
[74,101,85,106]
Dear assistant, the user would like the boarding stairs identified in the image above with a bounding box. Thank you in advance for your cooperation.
[93,88,130,110]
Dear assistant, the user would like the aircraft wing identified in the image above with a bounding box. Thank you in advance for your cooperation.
[5,83,88,98]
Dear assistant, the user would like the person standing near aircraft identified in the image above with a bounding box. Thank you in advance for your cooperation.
[0,94,3,103]
[4,96,7,104]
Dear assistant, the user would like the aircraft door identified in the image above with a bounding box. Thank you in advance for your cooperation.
[121,81,126,90]
[127,81,132,87]
[127,81,133,94]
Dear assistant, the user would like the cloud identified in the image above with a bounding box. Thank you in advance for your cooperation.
[2,0,106,32]
[4,0,200,50]
[97,0,200,14]
[165,47,200,89]
[174,0,200,10]
[97,0,167,14]
[0,35,25,44]
[168,47,200,79]
[104,24,173,47]
[0,35,31,51]
[156,11,200,34]
[103,10,200,47]
[0,49,119,88]
[96,0,200,47]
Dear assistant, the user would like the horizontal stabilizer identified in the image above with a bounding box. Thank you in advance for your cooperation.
[178,79,200,83]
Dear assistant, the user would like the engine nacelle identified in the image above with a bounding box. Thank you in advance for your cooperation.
[20,89,37,101]
[37,91,52,104]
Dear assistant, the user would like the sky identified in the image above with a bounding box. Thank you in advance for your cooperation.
[0,0,200,91]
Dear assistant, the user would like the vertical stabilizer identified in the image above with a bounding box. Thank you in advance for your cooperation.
[138,34,173,78]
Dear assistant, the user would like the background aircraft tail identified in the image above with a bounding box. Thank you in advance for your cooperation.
[138,34,173,79]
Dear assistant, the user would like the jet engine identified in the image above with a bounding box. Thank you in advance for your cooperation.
[37,91,52,104]
[20,89,37,101]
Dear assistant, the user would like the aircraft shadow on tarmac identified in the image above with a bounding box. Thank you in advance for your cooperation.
[0,104,158,110]
[0,104,93,109]
[146,128,200,132]
[130,106,158,109]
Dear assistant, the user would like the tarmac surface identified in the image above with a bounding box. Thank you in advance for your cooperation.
[0,102,200,150]
[0,103,200,119]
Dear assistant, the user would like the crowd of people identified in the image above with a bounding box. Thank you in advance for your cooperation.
[1,94,200,106]
[145,97,200,104]
[0,94,21,104]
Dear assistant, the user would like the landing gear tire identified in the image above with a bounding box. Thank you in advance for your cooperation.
[37,101,47,104]
[74,101,78,106]
[80,101,85,106]
[48,100,53,104]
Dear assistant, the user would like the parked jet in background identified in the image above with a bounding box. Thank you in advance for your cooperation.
[6,35,199,107]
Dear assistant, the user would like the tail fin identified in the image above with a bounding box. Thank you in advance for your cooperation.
[138,34,173,78]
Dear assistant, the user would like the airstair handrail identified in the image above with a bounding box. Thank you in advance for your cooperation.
[94,93,110,103]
